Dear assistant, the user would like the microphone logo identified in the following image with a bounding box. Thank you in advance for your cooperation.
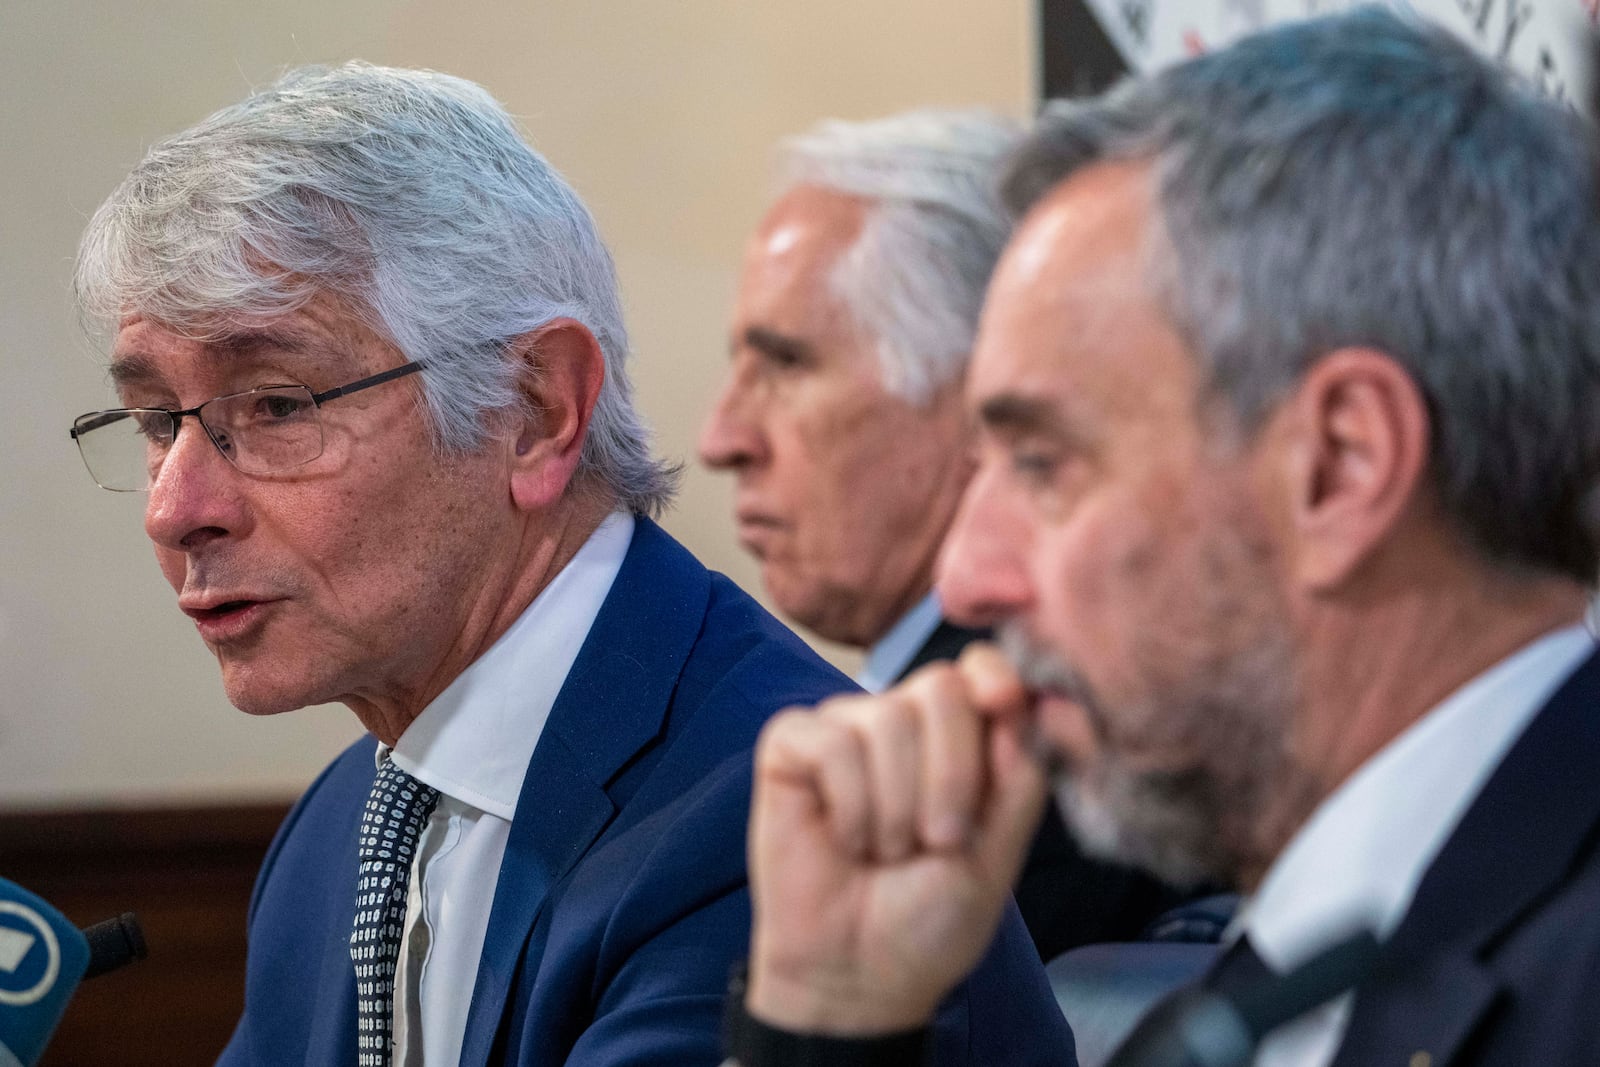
[0,904,61,1008]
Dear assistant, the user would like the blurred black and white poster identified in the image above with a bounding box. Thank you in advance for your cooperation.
[1042,0,1600,107]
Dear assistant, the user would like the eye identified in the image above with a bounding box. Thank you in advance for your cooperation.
[252,391,314,421]
[1009,446,1062,487]
[1000,438,1088,521]
[131,410,174,446]
[756,346,809,373]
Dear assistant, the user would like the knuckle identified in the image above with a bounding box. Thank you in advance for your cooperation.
[902,660,959,699]
[873,692,920,735]
[757,707,808,748]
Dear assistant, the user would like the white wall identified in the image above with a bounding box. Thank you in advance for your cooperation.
[0,1,1032,807]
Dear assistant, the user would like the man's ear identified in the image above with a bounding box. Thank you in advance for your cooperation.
[1277,347,1430,590]
[504,317,606,512]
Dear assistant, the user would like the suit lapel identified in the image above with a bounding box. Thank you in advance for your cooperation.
[298,745,370,1067]
[458,518,711,1067]
[1333,648,1600,1066]
[1332,945,1501,1067]
[303,923,361,1066]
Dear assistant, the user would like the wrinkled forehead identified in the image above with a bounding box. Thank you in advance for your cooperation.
[108,294,380,393]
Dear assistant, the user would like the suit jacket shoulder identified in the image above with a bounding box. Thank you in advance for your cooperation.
[1332,648,1600,1067]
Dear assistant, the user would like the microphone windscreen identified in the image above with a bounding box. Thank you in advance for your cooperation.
[81,913,147,981]
[0,877,91,1067]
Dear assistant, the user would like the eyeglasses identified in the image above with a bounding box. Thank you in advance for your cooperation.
[70,361,428,492]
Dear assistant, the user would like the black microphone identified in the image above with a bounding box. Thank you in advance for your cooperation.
[1105,930,1381,1067]
[0,878,148,1066]
[81,913,147,981]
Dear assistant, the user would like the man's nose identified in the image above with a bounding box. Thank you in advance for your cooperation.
[697,375,768,472]
[936,464,1034,628]
[144,417,249,552]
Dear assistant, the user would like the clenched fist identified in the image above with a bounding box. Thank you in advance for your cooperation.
[744,643,1051,1034]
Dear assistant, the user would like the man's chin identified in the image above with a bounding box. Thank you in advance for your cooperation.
[1052,764,1232,890]
[218,667,321,717]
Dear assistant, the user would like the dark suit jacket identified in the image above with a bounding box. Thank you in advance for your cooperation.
[217,520,1074,1066]
[1328,647,1600,1066]
[900,623,1196,963]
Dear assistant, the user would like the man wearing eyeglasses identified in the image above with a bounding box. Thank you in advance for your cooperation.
[67,64,1073,1067]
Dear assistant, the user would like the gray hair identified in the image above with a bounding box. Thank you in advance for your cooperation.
[777,110,1023,403]
[75,62,677,516]
[1001,7,1600,583]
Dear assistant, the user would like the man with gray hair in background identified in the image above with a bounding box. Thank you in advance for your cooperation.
[727,9,1600,1066]
[699,110,1195,963]
[66,65,1072,1066]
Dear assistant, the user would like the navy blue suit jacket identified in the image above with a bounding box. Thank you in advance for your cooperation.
[1330,647,1600,1066]
[217,518,1074,1066]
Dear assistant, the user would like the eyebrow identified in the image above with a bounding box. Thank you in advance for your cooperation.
[737,325,812,365]
[109,326,317,390]
[978,394,1063,436]
[978,393,1101,452]
[108,353,164,389]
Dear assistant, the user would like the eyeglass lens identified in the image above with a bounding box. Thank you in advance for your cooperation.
[73,386,327,491]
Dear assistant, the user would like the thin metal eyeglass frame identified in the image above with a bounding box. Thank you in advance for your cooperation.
[70,359,430,490]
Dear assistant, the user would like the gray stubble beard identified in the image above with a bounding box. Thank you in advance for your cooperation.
[997,621,1297,890]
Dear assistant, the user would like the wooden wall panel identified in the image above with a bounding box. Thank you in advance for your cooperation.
[0,804,290,1067]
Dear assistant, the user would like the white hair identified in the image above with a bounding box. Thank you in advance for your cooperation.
[776,109,1023,404]
[75,62,677,515]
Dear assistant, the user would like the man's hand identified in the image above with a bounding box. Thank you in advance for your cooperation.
[744,644,1050,1034]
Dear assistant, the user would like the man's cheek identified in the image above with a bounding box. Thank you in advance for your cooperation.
[155,546,186,592]
[1040,518,1146,698]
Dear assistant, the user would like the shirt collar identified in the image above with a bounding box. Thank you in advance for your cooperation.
[381,512,635,819]
[1238,624,1595,972]
[856,592,945,694]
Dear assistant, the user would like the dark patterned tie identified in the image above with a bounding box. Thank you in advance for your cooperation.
[351,755,440,1067]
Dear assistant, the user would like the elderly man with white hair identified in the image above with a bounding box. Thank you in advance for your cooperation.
[698,109,1198,963]
[67,65,1072,1067]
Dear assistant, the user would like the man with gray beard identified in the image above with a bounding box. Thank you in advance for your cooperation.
[724,9,1600,1067]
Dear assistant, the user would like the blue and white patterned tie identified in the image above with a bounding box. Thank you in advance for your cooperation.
[351,755,439,1067]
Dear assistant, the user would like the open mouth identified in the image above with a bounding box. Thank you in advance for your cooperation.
[194,600,258,620]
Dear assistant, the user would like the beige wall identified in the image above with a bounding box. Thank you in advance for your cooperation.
[0,1,1032,808]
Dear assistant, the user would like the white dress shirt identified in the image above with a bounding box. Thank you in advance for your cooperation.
[1237,624,1595,1067]
[855,592,945,694]
[380,511,634,1067]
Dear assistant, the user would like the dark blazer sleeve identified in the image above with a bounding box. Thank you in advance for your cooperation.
[546,753,1075,1067]
[217,737,377,1067]
[560,752,761,1066]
